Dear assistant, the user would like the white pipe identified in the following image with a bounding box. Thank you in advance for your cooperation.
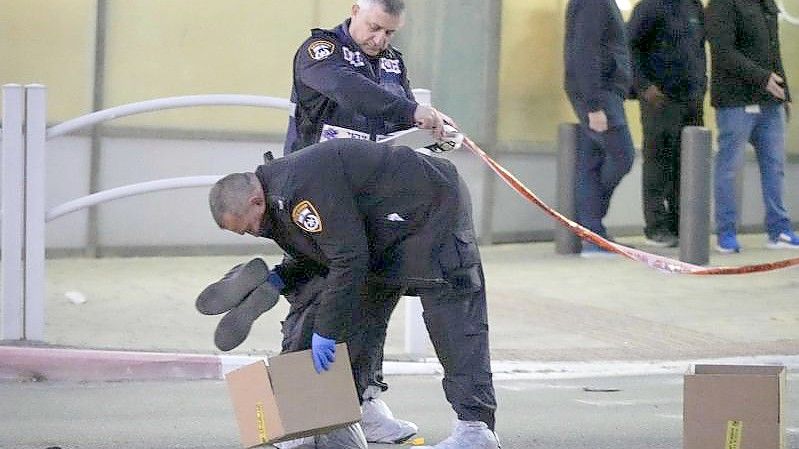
[24,84,48,341]
[47,176,223,222]
[403,88,432,358]
[776,0,799,25]
[1,84,26,340]
[47,95,294,139]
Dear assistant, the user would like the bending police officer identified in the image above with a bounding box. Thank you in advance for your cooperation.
[210,139,500,449]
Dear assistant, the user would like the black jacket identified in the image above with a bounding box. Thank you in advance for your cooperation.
[564,0,632,111]
[705,0,790,107]
[284,19,417,153]
[255,139,461,339]
[628,0,707,102]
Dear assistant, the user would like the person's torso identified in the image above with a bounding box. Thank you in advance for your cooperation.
[564,0,631,95]
[710,0,788,106]
[287,22,412,152]
[257,140,459,283]
[636,0,707,100]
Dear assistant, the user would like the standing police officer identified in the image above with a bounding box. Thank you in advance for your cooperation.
[210,139,499,449]
[284,0,445,153]
[282,1,449,443]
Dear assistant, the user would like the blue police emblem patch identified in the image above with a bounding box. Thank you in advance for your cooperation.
[292,200,323,233]
[307,40,335,61]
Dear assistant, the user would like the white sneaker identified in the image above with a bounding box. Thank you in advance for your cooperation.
[361,387,418,443]
[419,420,500,449]
[766,231,799,250]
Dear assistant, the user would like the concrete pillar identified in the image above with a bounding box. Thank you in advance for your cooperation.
[679,126,712,265]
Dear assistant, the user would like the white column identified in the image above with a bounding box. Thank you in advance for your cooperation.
[24,84,47,341]
[2,84,26,340]
[403,88,433,358]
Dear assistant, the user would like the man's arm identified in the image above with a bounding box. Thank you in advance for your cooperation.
[570,0,610,112]
[705,0,772,89]
[295,147,377,342]
[297,39,417,126]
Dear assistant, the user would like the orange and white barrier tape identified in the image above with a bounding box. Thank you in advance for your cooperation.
[463,136,799,275]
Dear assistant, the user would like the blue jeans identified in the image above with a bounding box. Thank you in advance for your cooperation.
[713,104,791,237]
[570,92,635,237]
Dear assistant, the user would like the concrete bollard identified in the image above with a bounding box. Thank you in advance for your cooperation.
[679,126,712,265]
[555,123,582,254]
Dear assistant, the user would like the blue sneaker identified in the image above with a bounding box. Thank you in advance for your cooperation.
[580,242,618,259]
[766,231,799,250]
[716,231,741,253]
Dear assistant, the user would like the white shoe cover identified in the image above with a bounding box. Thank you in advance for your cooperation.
[273,423,367,449]
[316,423,368,449]
[273,436,315,449]
[419,420,500,449]
[361,388,418,444]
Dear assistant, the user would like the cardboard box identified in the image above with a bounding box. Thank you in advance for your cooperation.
[684,364,786,449]
[225,343,361,447]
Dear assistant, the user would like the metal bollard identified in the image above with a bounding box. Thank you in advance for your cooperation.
[555,123,582,254]
[679,126,712,265]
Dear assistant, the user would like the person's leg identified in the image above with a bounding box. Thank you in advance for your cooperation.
[714,106,755,250]
[417,177,498,449]
[640,99,673,241]
[420,281,495,427]
[749,104,793,238]
[575,125,608,237]
[352,281,419,444]
[280,276,327,353]
[596,93,635,220]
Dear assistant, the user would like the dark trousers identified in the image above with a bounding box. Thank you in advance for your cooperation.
[640,97,704,237]
[568,90,635,237]
[280,177,497,429]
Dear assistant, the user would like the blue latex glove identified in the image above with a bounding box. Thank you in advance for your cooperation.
[311,332,336,373]
[266,270,285,291]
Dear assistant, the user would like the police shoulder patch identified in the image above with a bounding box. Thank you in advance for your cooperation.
[307,40,335,61]
[292,200,323,233]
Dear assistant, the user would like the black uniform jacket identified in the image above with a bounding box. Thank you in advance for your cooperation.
[628,0,706,102]
[706,0,790,107]
[285,19,417,153]
[256,139,462,340]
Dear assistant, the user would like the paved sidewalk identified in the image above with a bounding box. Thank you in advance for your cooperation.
[2,233,798,381]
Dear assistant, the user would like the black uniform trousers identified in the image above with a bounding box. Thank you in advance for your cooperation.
[279,178,497,430]
[640,97,704,238]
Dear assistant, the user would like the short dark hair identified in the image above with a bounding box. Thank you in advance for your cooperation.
[358,0,405,16]
[208,172,257,227]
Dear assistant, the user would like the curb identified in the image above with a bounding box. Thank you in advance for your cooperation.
[2,345,798,382]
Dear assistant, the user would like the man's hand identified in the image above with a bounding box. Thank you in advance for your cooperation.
[438,110,461,130]
[642,85,665,107]
[414,105,445,140]
[766,73,786,101]
[311,332,336,373]
[588,110,608,133]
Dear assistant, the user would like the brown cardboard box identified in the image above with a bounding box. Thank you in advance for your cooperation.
[684,364,786,449]
[225,343,361,447]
